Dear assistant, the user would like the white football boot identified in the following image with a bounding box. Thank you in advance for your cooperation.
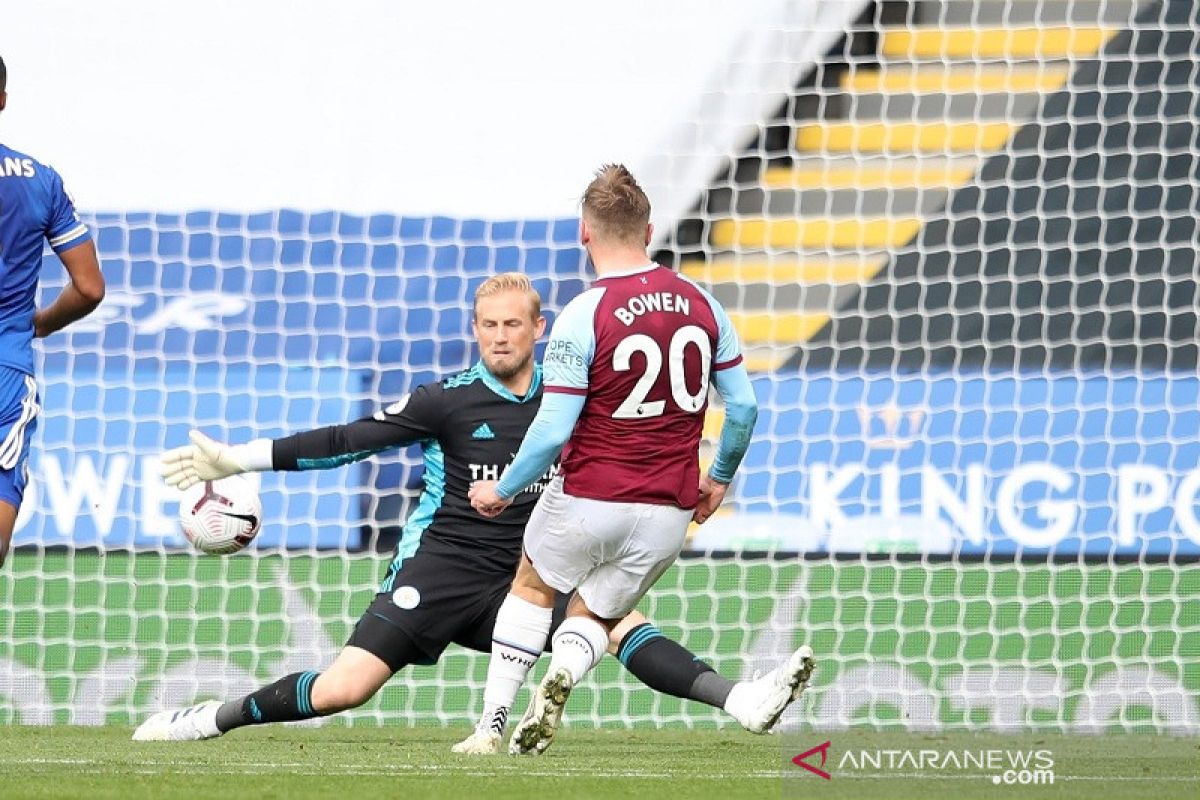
[724,645,816,734]
[451,729,502,755]
[508,667,573,755]
[132,700,223,741]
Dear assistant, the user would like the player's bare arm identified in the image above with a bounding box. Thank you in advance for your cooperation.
[694,360,758,524]
[32,238,104,338]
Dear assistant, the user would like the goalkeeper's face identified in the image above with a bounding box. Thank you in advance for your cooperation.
[473,291,546,381]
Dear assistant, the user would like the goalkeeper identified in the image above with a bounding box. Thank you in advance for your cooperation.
[133,273,809,748]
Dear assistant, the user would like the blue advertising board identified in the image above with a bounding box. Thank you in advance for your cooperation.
[699,373,1200,557]
[13,365,371,550]
[20,211,588,551]
[22,212,1200,557]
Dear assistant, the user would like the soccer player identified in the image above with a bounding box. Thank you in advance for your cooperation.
[133,273,809,744]
[467,165,812,756]
[0,56,105,569]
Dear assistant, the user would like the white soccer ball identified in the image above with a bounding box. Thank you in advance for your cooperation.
[178,476,263,555]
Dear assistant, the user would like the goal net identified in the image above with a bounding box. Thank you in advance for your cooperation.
[2,0,1198,734]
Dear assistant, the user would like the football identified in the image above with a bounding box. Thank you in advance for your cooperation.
[178,476,263,555]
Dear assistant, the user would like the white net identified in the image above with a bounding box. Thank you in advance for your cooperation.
[2,0,1198,733]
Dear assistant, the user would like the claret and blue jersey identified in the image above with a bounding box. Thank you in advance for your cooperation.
[496,263,759,510]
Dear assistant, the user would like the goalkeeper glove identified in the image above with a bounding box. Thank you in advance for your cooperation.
[160,430,269,490]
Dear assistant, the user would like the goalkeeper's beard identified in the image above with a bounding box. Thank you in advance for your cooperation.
[483,350,533,382]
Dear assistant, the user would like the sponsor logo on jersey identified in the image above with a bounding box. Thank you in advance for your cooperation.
[468,461,558,491]
[524,465,560,495]
[472,423,496,440]
[545,339,585,369]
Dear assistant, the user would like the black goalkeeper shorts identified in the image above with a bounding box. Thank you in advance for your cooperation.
[345,546,571,672]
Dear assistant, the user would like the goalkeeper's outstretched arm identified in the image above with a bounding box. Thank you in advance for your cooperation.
[160,383,444,490]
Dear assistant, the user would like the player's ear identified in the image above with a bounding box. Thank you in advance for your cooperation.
[534,315,547,338]
[0,92,6,113]
[580,218,591,246]
[644,223,653,247]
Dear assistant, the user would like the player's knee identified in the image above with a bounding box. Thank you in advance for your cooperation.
[310,674,377,713]
[511,583,555,608]
[511,558,555,607]
[607,613,647,655]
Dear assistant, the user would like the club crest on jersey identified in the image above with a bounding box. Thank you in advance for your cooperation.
[472,423,496,440]
[391,585,421,610]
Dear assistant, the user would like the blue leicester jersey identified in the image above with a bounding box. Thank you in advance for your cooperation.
[0,143,92,376]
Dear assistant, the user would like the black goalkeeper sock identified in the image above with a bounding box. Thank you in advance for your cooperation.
[617,623,735,709]
[215,670,322,732]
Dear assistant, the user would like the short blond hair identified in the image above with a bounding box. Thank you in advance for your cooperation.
[473,272,542,319]
[581,163,651,245]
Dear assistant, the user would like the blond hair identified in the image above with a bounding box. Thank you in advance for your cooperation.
[473,272,542,319]
[581,163,651,245]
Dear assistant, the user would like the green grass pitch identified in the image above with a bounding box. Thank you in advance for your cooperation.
[0,726,1196,799]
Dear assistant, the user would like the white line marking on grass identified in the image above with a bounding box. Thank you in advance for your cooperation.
[2,757,781,779]
[10,765,783,780]
[8,759,1195,783]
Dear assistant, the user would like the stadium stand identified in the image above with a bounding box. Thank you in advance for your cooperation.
[677,0,1137,374]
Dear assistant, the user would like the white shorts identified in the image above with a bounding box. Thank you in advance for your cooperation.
[524,475,692,619]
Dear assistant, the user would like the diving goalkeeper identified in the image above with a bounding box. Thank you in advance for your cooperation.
[132,273,811,747]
